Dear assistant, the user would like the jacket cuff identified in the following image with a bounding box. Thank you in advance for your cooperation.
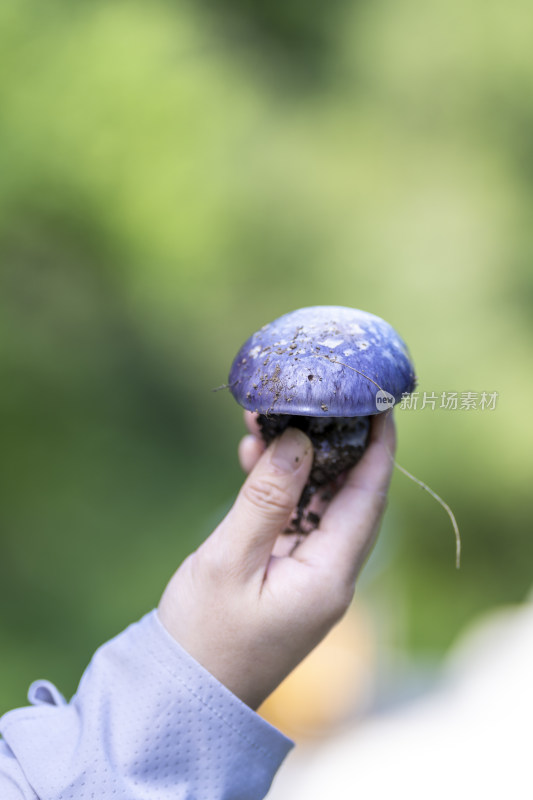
[0,610,293,800]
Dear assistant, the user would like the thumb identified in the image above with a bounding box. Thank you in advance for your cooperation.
[216,427,313,575]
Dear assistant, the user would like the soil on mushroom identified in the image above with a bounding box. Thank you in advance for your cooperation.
[258,413,370,533]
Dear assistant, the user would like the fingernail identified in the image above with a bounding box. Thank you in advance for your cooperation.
[271,428,310,472]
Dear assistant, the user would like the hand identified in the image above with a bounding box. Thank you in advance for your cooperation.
[158,411,396,710]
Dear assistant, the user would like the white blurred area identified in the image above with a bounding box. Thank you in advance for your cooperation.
[265,592,533,799]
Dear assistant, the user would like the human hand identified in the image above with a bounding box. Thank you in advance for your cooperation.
[158,411,396,710]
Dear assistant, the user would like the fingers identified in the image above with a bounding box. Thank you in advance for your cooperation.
[295,411,396,582]
[244,410,262,437]
[216,428,313,577]
[238,435,265,473]
[239,411,265,473]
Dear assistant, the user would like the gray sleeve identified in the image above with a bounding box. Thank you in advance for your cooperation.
[0,610,294,800]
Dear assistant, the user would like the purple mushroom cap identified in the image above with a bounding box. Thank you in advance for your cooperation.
[229,306,416,416]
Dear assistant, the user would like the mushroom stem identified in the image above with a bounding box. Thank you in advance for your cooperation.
[257,413,371,533]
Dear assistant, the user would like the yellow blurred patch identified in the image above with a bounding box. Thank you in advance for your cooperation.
[259,604,376,741]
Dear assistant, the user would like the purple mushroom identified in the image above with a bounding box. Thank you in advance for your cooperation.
[229,306,416,532]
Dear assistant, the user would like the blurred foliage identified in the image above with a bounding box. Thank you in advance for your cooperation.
[1,0,532,712]
[194,0,354,79]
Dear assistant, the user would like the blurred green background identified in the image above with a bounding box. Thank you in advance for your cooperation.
[1,0,532,713]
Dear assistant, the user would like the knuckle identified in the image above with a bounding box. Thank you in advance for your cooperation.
[242,477,294,516]
[325,581,354,623]
[196,545,220,580]
[195,541,236,585]
[197,532,233,573]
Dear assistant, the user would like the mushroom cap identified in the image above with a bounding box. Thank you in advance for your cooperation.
[229,306,416,416]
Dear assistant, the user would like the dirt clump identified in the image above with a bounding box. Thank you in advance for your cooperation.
[257,413,371,533]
